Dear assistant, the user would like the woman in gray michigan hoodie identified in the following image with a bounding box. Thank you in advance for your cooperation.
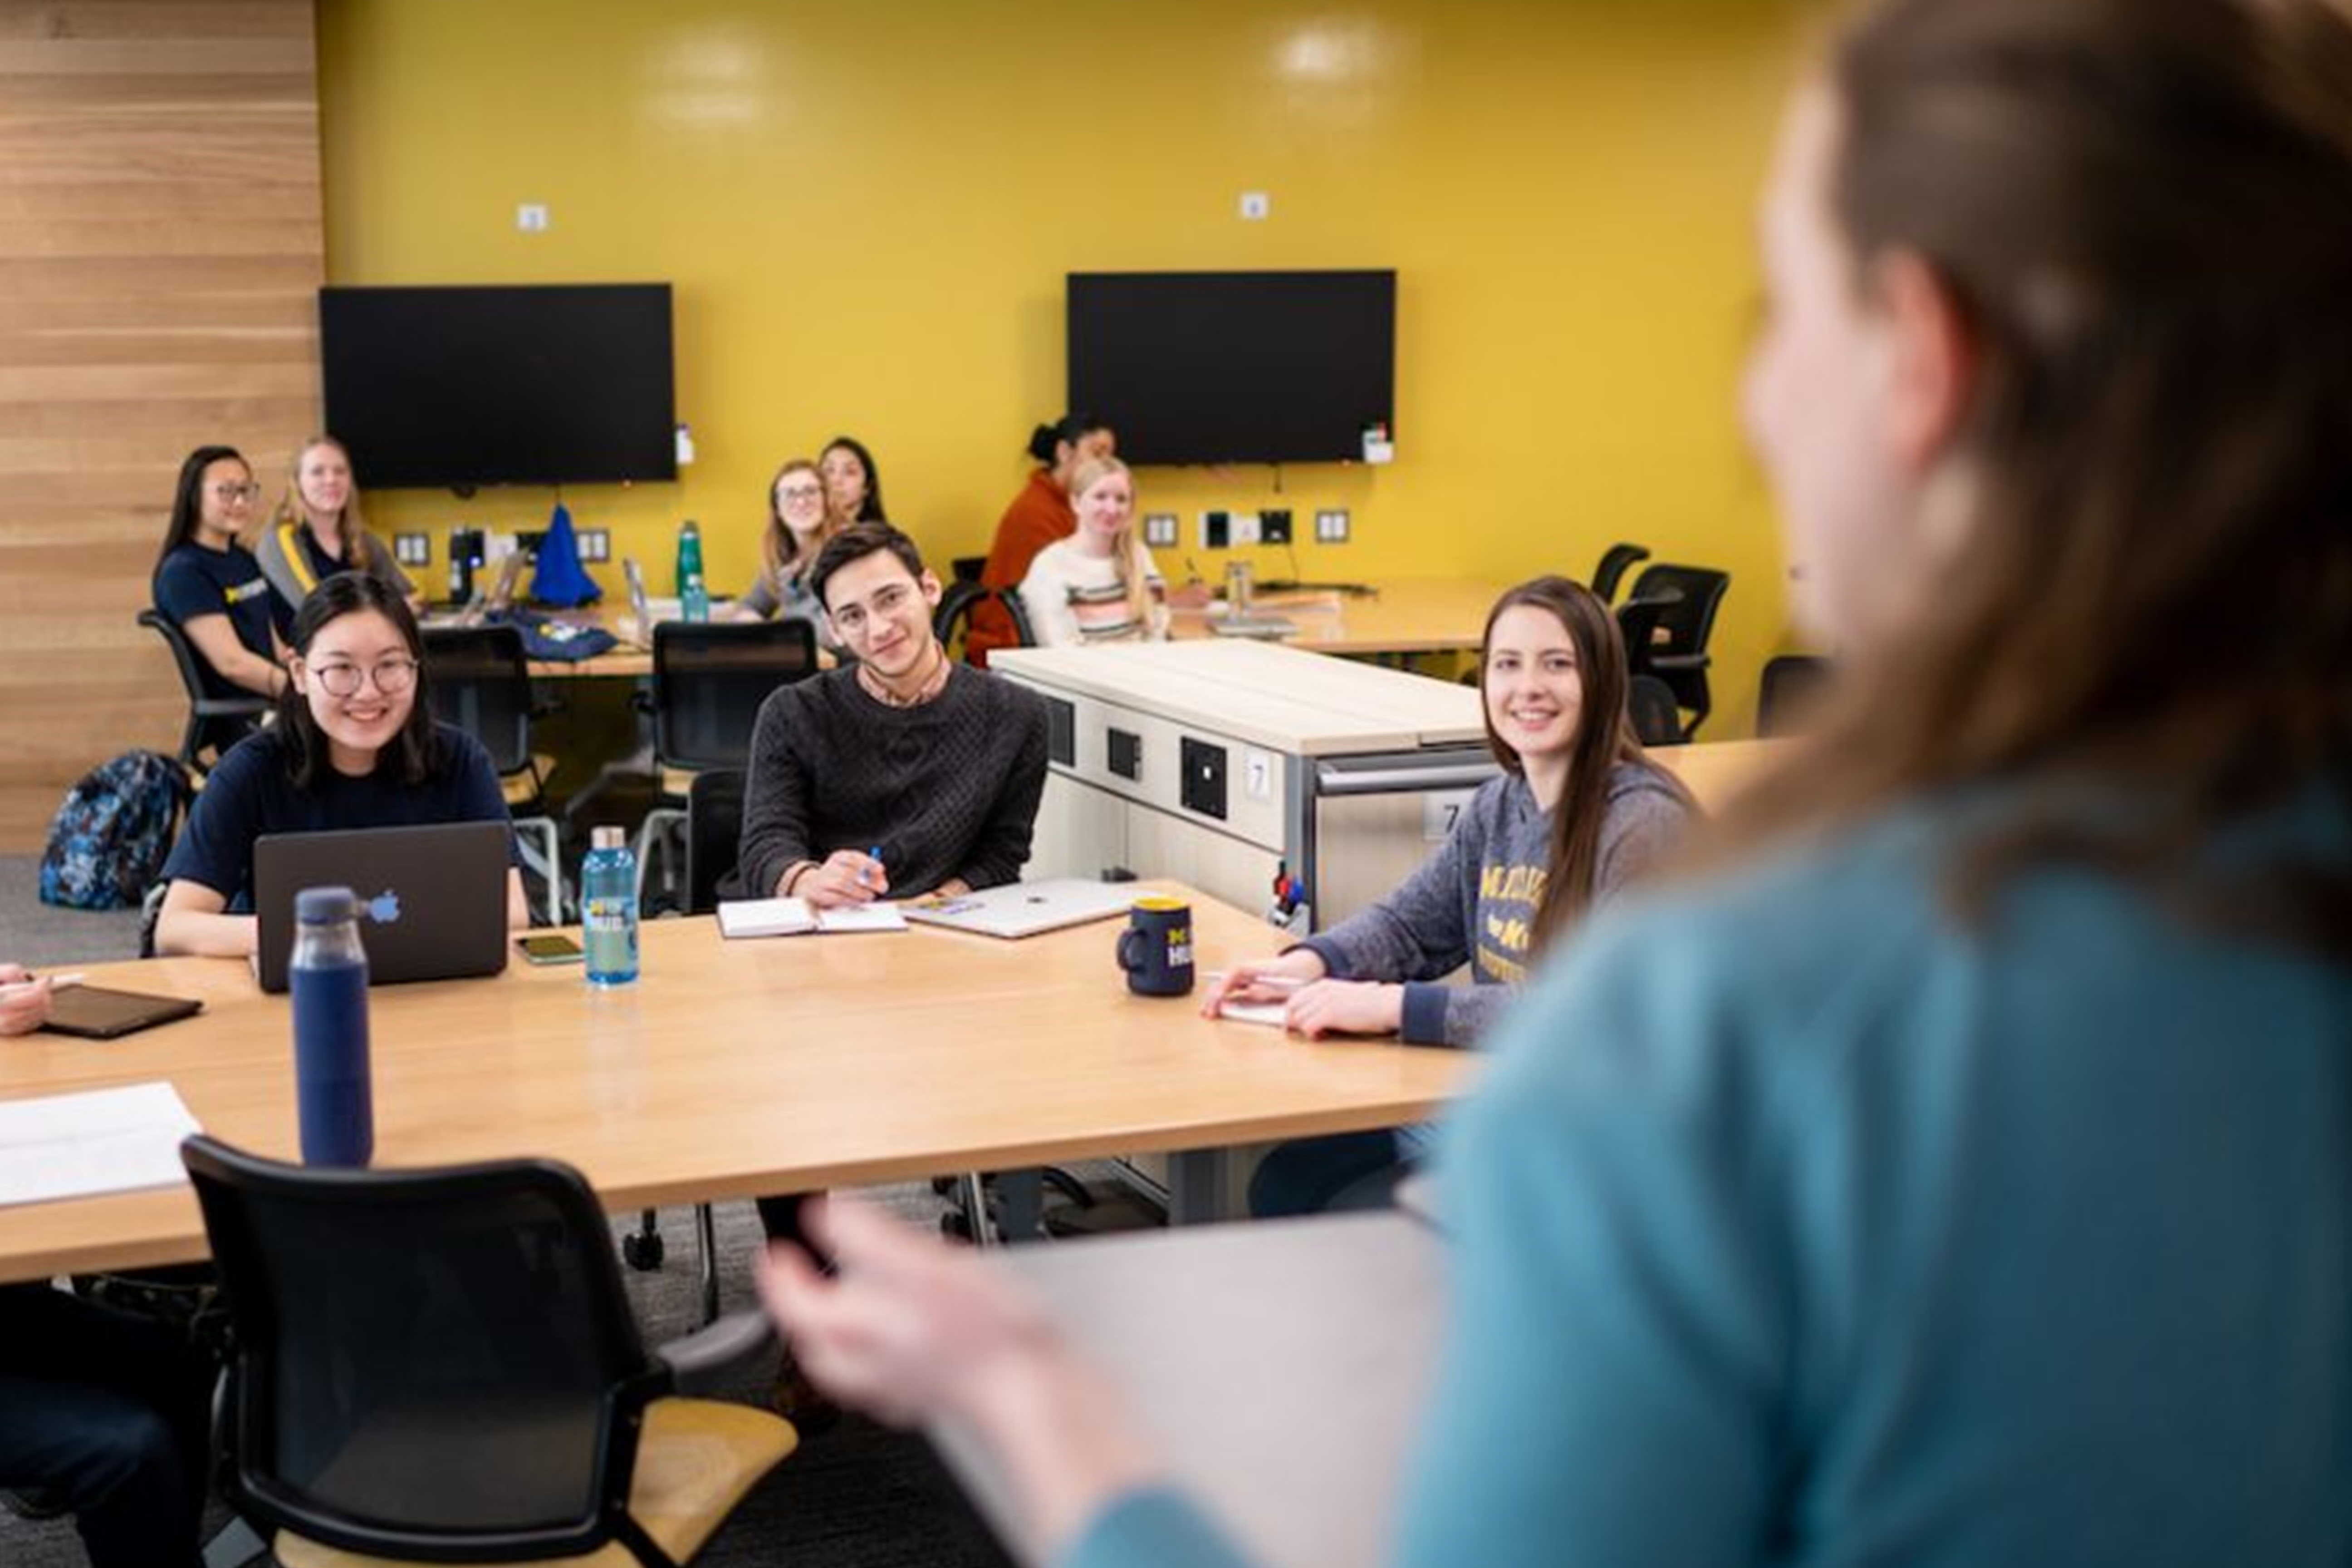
[1202,575,1696,1214]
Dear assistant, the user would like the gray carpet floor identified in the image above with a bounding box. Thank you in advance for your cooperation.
[0,856,145,969]
[1,1195,1021,1568]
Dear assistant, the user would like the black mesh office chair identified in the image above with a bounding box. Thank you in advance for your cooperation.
[1590,542,1651,605]
[633,621,819,906]
[933,581,1035,666]
[138,608,270,772]
[1624,564,1731,740]
[180,1133,795,1568]
[421,625,565,924]
[1628,674,1686,747]
[1758,653,1834,737]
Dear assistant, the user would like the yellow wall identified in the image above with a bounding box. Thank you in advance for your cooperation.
[320,0,1803,734]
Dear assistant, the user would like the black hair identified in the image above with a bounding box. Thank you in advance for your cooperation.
[159,445,248,569]
[811,522,929,613]
[820,436,888,523]
[278,572,440,791]
[1025,412,1111,465]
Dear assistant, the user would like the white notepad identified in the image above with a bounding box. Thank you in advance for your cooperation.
[716,897,909,940]
[0,1081,200,1208]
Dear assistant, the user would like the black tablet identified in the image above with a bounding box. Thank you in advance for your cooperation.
[39,985,204,1040]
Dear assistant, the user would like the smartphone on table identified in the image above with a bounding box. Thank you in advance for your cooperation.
[516,934,584,966]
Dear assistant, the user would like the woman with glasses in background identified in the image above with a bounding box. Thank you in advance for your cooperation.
[153,573,527,958]
[724,457,839,630]
[151,446,295,750]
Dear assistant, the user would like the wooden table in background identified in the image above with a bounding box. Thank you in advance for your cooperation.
[0,887,1473,1285]
[1168,577,1504,658]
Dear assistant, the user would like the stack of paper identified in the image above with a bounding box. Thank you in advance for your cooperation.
[0,1082,200,1207]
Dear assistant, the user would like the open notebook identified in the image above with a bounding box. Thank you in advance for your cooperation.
[716,897,908,939]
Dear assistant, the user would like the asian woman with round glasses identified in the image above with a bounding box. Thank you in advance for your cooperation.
[153,573,529,958]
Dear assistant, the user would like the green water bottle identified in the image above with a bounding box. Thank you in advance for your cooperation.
[677,519,709,623]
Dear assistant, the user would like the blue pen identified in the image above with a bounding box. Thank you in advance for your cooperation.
[860,844,883,889]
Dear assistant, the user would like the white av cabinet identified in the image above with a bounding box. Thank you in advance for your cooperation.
[993,642,1495,933]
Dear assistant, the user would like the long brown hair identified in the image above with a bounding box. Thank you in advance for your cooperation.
[1066,454,1157,634]
[1722,0,2352,955]
[762,457,837,582]
[262,435,372,558]
[1482,576,1681,949]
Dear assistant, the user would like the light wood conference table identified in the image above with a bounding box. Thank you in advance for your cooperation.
[1166,576,1504,657]
[0,887,1473,1286]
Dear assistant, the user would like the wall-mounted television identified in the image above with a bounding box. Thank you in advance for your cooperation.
[318,284,677,490]
[1066,270,1396,466]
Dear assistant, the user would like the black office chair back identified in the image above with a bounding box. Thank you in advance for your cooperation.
[1614,597,1671,680]
[1626,564,1730,662]
[950,554,986,586]
[1590,542,1651,605]
[137,608,270,768]
[684,768,746,915]
[182,1133,668,1562]
[934,581,1034,665]
[421,624,534,777]
[652,620,819,774]
[1628,674,1685,747]
[1759,653,1834,738]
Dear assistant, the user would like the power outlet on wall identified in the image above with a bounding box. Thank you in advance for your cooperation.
[1314,509,1352,544]
[1143,512,1179,549]
[393,533,431,567]
[1200,510,1231,550]
[578,528,611,563]
[1227,511,1263,547]
[1261,509,1293,545]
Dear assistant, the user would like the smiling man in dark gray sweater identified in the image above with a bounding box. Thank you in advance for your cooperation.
[736,522,1049,909]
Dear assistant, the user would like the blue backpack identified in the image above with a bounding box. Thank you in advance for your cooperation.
[40,750,192,911]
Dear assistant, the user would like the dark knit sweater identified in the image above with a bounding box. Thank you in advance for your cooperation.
[735,663,1051,900]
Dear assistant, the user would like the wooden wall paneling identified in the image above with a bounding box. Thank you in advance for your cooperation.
[0,0,322,850]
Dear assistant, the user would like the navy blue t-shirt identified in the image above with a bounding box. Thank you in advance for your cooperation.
[152,541,296,701]
[160,722,518,912]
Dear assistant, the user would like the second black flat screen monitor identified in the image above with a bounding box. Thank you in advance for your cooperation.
[319,283,677,490]
[1066,270,1396,466]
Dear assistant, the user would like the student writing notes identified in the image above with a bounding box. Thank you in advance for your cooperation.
[1018,456,1171,647]
[151,444,293,745]
[154,573,529,958]
[1206,577,1693,1214]
[755,3,2352,1564]
[737,522,1050,910]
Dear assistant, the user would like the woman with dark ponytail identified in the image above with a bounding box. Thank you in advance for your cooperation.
[969,412,1117,660]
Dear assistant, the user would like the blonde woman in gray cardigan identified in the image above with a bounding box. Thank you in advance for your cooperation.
[1201,576,1695,1214]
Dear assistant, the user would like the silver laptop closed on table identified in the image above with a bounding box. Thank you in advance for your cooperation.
[901,878,1137,941]
[252,822,511,993]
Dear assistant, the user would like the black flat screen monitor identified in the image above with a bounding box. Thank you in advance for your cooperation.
[318,284,677,489]
[1066,270,1395,466]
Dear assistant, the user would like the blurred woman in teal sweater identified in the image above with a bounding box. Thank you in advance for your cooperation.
[756,1,2352,1563]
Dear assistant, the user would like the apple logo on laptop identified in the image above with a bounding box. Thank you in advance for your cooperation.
[366,889,402,925]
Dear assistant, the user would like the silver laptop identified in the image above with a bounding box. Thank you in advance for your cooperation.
[901,878,1138,941]
[252,822,511,993]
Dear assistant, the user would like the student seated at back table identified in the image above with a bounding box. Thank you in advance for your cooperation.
[249,434,418,618]
[154,572,528,958]
[1203,576,1694,1215]
[1018,456,1172,647]
[818,434,888,529]
[721,456,838,631]
[0,964,211,1568]
[151,444,294,747]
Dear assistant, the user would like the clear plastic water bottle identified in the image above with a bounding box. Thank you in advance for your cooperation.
[582,827,640,986]
[290,885,373,1166]
[677,519,709,624]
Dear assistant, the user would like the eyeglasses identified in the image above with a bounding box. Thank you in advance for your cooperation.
[211,482,262,503]
[778,484,825,504]
[826,582,916,637]
[308,657,418,697]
